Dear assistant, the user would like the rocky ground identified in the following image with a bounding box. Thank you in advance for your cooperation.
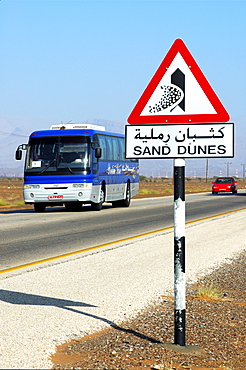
[52,251,246,370]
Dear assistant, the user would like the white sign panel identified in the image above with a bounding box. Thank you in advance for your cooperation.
[140,53,217,117]
[125,123,234,159]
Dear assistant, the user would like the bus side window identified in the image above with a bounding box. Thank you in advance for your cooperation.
[106,136,113,160]
[97,134,125,162]
[98,135,107,160]
[118,137,124,161]
[112,137,120,161]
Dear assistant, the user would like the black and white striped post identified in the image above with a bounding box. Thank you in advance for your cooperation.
[173,158,186,346]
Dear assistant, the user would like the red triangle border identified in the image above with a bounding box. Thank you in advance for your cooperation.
[127,39,230,124]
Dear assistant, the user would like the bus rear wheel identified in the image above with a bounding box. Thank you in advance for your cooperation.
[120,183,131,207]
[34,203,46,212]
[91,187,105,211]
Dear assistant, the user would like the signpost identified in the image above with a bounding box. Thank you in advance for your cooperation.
[126,39,232,351]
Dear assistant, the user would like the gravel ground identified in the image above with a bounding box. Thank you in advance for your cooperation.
[52,250,246,370]
[0,210,245,369]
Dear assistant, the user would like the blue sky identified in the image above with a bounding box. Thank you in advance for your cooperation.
[0,0,246,176]
[1,0,245,124]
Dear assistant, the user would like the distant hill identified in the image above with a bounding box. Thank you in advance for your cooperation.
[0,116,245,178]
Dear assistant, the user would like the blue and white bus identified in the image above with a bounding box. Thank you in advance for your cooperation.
[15,123,139,212]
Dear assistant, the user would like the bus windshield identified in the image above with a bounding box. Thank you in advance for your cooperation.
[25,136,91,175]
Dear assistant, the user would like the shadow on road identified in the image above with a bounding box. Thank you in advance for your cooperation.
[0,204,113,215]
[0,289,162,344]
[205,191,246,197]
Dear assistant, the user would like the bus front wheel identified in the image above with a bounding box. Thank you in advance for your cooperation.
[91,187,105,211]
[65,203,83,211]
[34,203,46,212]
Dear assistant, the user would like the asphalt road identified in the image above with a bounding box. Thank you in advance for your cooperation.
[0,191,245,271]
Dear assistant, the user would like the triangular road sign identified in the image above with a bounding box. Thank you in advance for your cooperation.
[127,39,230,124]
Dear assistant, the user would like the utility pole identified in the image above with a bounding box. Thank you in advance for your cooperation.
[241,164,245,181]
[225,162,232,176]
[205,159,208,183]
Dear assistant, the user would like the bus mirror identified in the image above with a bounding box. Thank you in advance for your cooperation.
[95,147,102,158]
[15,149,22,160]
[15,144,27,160]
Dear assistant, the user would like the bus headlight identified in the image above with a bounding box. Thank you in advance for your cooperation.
[30,193,35,198]
[24,184,40,189]
[73,184,84,188]
[78,192,83,197]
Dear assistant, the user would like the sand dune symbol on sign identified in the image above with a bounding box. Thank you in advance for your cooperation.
[148,84,184,114]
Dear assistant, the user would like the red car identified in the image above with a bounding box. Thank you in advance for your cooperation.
[212,177,238,194]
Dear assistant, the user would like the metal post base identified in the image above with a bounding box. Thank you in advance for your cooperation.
[162,343,203,355]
